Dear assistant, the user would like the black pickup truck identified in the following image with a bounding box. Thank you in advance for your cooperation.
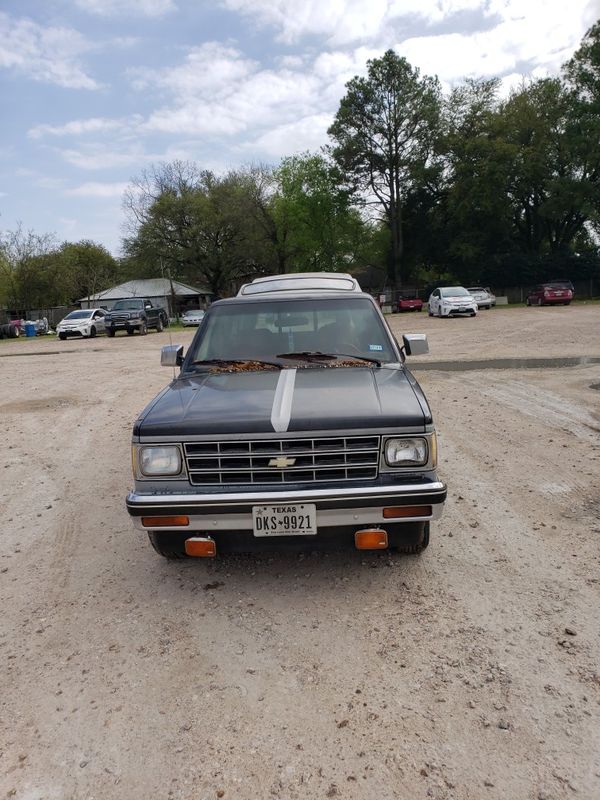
[104,298,168,336]
[126,272,446,560]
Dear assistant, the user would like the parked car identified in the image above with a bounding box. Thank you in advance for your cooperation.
[397,293,423,313]
[56,308,106,339]
[526,283,573,306]
[549,279,574,294]
[427,287,478,317]
[466,287,496,310]
[104,298,168,336]
[181,309,206,326]
[126,272,447,560]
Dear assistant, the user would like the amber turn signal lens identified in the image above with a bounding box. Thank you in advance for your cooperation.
[355,529,389,550]
[141,515,189,527]
[383,506,432,519]
[185,537,217,557]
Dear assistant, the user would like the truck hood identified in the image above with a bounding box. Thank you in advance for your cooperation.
[135,366,430,438]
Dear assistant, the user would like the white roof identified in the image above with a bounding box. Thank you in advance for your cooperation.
[78,278,211,303]
[237,272,362,297]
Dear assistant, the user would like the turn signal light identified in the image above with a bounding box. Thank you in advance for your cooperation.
[185,537,216,557]
[383,506,432,519]
[141,515,189,527]
[355,529,388,550]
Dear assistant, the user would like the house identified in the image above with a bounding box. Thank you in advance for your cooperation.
[78,278,212,316]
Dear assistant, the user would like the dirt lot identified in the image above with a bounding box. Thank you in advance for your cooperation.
[1,305,599,800]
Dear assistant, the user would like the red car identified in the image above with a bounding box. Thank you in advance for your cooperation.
[397,295,423,312]
[526,283,573,306]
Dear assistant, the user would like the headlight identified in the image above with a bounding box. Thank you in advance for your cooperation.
[138,446,182,476]
[385,437,428,467]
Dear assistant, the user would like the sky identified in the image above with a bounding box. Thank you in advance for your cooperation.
[1,0,598,256]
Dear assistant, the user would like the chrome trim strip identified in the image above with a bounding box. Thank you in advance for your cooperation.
[127,480,446,508]
[270,368,296,432]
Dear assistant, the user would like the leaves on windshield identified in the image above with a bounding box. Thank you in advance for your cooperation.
[276,351,381,367]
[192,358,281,373]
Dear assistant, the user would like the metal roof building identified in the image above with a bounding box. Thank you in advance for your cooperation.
[79,279,212,314]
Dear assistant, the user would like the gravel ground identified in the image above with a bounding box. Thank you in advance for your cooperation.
[1,305,599,800]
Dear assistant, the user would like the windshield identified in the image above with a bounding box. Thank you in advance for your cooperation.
[188,297,396,365]
[441,287,470,298]
[65,310,93,320]
[112,300,144,310]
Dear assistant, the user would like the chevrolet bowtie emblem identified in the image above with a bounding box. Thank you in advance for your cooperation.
[268,456,297,468]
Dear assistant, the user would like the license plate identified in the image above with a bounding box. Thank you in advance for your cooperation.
[252,503,317,537]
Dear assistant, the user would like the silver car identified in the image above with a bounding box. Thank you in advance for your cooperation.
[181,309,206,327]
[56,308,106,339]
[428,287,478,318]
[467,287,496,310]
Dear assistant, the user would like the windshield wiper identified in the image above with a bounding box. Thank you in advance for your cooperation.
[191,358,282,369]
[276,351,381,366]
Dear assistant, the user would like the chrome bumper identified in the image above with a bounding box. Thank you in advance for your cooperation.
[126,480,447,532]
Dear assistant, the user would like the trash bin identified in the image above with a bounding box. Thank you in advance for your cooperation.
[24,322,36,337]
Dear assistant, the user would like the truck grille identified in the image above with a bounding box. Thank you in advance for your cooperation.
[184,436,381,485]
[109,314,131,323]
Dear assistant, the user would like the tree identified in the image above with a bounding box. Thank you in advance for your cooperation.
[123,162,263,296]
[498,78,599,259]
[58,241,118,302]
[273,153,366,272]
[0,225,57,310]
[328,50,442,287]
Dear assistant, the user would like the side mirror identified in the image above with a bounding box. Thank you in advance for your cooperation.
[402,333,428,356]
[145,303,152,310]
[161,344,184,367]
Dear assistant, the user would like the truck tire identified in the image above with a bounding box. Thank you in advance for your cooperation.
[147,531,189,559]
[156,318,164,333]
[107,328,115,337]
[8,324,20,338]
[389,522,430,555]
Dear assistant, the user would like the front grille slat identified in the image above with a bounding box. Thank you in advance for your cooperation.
[184,436,380,486]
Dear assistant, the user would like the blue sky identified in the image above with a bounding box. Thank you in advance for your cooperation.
[1,0,598,256]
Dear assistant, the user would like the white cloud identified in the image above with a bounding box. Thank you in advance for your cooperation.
[75,0,176,17]
[0,11,100,89]
[66,181,129,198]
[396,1,593,83]
[247,113,333,159]
[221,0,483,44]
[128,42,353,144]
[220,0,594,80]
[58,143,156,170]
[29,116,144,140]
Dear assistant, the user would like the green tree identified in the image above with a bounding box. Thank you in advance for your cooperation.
[123,162,263,296]
[0,225,57,310]
[273,153,365,272]
[328,50,442,287]
[498,78,599,258]
[58,240,118,302]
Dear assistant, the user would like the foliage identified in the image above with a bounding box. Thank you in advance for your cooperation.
[4,22,600,308]
[328,49,442,287]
